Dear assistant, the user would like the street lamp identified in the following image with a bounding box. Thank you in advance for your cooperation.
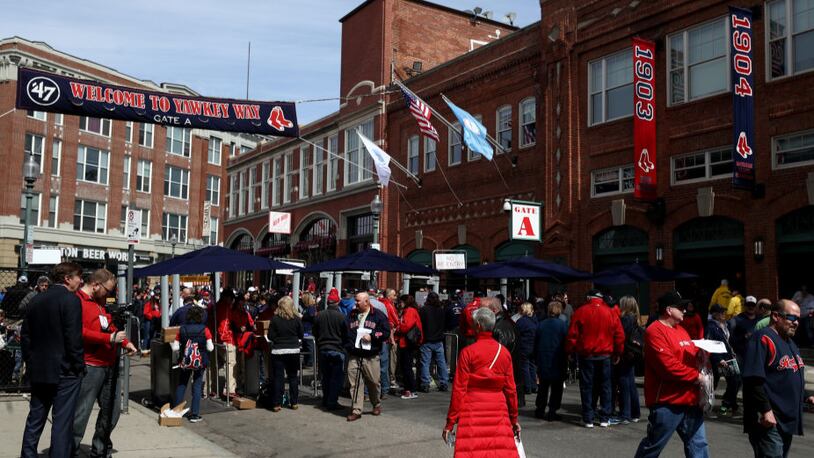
[369,192,383,290]
[21,155,40,276]
[170,234,178,258]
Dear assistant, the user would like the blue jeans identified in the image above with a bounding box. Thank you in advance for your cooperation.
[176,368,204,416]
[419,341,449,387]
[578,356,612,424]
[748,425,793,458]
[616,363,641,421]
[141,319,152,350]
[319,350,346,408]
[73,365,122,457]
[22,376,82,458]
[380,342,390,392]
[635,405,709,458]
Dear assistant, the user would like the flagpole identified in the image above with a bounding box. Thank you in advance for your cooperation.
[297,137,409,189]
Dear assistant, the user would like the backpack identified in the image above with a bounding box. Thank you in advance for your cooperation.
[624,324,646,362]
[179,329,205,370]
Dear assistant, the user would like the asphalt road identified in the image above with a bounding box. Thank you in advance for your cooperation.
[127,358,814,458]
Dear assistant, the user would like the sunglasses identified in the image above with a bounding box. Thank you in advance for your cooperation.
[777,313,799,323]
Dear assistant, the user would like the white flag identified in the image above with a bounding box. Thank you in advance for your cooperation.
[357,132,392,187]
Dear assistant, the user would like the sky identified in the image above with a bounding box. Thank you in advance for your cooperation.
[1,0,541,124]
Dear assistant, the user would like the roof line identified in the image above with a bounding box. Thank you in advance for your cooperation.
[339,0,519,31]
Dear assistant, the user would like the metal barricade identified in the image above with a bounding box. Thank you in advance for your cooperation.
[299,335,319,397]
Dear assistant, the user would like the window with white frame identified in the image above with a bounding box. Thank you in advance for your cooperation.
[162,213,187,242]
[668,17,729,105]
[123,155,131,189]
[591,165,635,197]
[773,129,814,168]
[299,147,310,200]
[313,143,324,196]
[272,157,282,206]
[768,0,814,78]
[77,145,110,185]
[209,217,219,245]
[284,152,294,203]
[74,200,107,233]
[327,135,339,192]
[166,126,191,157]
[238,170,247,215]
[345,120,374,185]
[672,147,733,184]
[27,110,46,121]
[51,139,61,177]
[449,122,462,165]
[229,174,239,217]
[136,160,152,193]
[25,133,45,173]
[138,123,154,148]
[19,193,42,226]
[54,113,63,125]
[589,49,634,125]
[79,117,112,137]
[496,106,512,152]
[468,115,485,161]
[208,136,222,165]
[261,161,270,208]
[206,175,221,206]
[519,98,537,147]
[407,135,420,174]
[139,209,150,238]
[229,142,237,157]
[125,122,133,143]
[241,145,252,155]
[119,206,128,233]
[248,166,257,213]
[163,166,189,199]
[424,138,437,172]
[47,195,58,228]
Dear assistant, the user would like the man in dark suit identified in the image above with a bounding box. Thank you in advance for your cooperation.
[21,262,85,458]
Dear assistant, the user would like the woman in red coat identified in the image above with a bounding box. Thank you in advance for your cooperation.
[395,294,423,399]
[443,307,520,458]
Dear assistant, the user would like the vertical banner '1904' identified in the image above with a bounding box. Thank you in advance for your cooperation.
[633,38,657,201]
[730,7,755,189]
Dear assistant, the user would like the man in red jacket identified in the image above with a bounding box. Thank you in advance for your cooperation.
[565,289,624,428]
[635,291,708,458]
[72,269,137,457]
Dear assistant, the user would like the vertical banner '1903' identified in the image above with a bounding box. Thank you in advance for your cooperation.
[633,38,657,201]
[730,7,755,189]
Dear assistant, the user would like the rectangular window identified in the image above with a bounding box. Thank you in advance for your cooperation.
[73,200,107,233]
[120,205,128,233]
[247,167,256,213]
[313,144,324,196]
[206,175,221,206]
[424,138,437,172]
[773,129,814,168]
[229,174,239,217]
[591,165,635,197]
[209,217,219,245]
[768,0,814,78]
[327,135,339,192]
[230,142,237,157]
[496,106,512,152]
[165,127,191,157]
[76,145,110,185]
[123,155,131,189]
[468,115,484,161]
[344,120,374,185]
[449,122,462,165]
[79,117,112,137]
[163,166,189,199]
[208,136,222,165]
[261,161,270,208]
[299,147,310,199]
[672,147,733,184]
[519,98,537,147]
[47,195,58,228]
[125,122,133,143]
[138,123,154,148]
[25,133,45,173]
[284,152,294,203]
[54,113,63,125]
[407,135,420,174]
[136,160,152,193]
[241,145,252,155]
[162,213,187,243]
[140,209,150,238]
[272,158,282,206]
[589,49,634,125]
[668,18,729,105]
[27,110,46,121]
[238,170,247,215]
[51,139,61,177]
[19,193,41,227]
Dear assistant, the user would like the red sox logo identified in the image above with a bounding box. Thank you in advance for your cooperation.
[267,106,293,131]
[736,131,753,159]
[638,148,655,173]
[777,354,800,373]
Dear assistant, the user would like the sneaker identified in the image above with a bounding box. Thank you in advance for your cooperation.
[608,417,629,426]
[290,404,299,410]
[631,417,641,423]
[584,422,594,428]
[400,391,418,400]
[719,406,731,417]
[188,415,203,423]
[599,421,610,428]
[438,384,448,392]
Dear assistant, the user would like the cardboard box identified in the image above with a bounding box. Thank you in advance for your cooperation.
[161,326,180,343]
[233,397,256,410]
[158,401,186,427]
[255,320,271,335]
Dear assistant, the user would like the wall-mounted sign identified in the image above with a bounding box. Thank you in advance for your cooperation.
[434,252,466,270]
[126,209,142,244]
[510,201,542,242]
[201,203,212,237]
[269,211,292,234]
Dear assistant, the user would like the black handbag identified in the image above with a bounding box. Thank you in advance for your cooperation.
[406,325,422,347]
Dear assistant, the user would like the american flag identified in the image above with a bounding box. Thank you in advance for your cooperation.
[399,86,439,142]
[523,123,536,145]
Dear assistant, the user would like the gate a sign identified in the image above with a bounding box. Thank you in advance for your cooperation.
[510,201,542,242]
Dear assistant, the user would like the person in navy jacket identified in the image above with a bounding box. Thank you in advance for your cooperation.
[533,301,568,421]
[345,292,390,422]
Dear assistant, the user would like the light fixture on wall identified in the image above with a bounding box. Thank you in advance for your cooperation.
[753,237,764,262]
[655,244,664,266]
[502,199,512,212]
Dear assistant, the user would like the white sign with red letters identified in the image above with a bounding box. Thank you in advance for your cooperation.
[510,202,541,242]
[268,211,292,234]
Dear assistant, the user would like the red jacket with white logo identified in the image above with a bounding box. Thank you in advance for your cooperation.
[78,289,129,367]
[643,320,700,407]
[565,298,625,357]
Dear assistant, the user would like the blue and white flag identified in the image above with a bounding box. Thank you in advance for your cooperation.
[357,132,392,187]
[444,97,494,160]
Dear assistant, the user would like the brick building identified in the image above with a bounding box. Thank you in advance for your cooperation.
[0,37,258,270]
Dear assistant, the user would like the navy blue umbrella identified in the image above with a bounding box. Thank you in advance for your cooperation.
[298,248,435,275]
[463,256,591,283]
[593,263,698,285]
[508,256,593,282]
[134,245,301,277]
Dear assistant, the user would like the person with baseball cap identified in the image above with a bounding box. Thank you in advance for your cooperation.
[312,288,348,410]
[635,291,709,457]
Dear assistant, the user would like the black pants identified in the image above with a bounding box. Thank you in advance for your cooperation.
[21,376,82,458]
[398,347,416,392]
[536,378,564,416]
[271,353,299,407]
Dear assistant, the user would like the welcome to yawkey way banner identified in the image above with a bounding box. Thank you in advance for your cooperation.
[16,67,299,137]
[730,7,755,189]
[633,37,657,201]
